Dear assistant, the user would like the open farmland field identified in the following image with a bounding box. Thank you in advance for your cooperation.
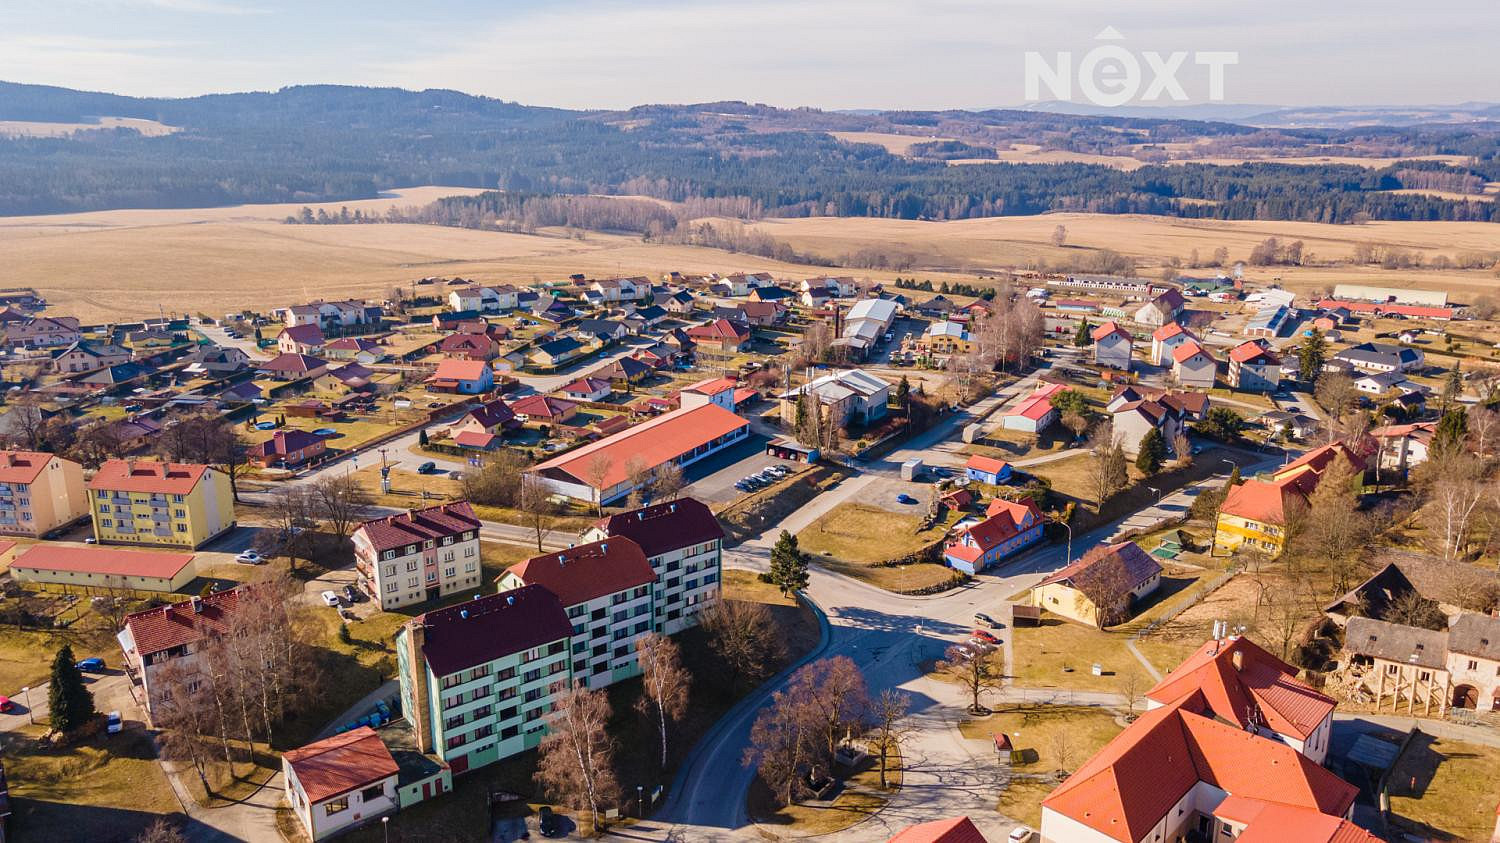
[0,116,179,138]
[828,131,955,154]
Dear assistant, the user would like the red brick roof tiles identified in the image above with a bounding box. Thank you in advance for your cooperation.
[355,501,480,554]
[505,537,656,608]
[283,726,399,804]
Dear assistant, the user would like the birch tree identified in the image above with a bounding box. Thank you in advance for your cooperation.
[634,634,690,770]
[536,685,619,836]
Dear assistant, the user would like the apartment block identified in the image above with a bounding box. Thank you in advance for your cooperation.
[353,502,483,610]
[582,498,724,635]
[396,585,573,774]
[88,459,235,549]
[496,537,657,689]
[0,450,87,537]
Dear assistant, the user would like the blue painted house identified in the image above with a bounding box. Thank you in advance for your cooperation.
[964,455,1013,485]
[426,358,494,394]
[942,499,1044,574]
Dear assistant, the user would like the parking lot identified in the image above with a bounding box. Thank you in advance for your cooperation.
[680,434,799,504]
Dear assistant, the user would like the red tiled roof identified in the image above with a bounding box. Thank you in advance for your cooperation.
[1146,637,1336,741]
[123,586,252,657]
[355,501,480,554]
[453,431,498,449]
[1219,477,1305,525]
[414,584,573,677]
[946,499,1040,563]
[531,404,747,491]
[427,358,489,383]
[439,333,494,354]
[591,498,724,559]
[1229,341,1278,364]
[1151,322,1190,342]
[1042,694,1356,842]
[463,398,518,430]
[1091,321,1130,342]
[283,726,399,804]
[0,450,56,484]
[887,816,988,843]
[1007,390,1057,421]
[685,376,738,395]
[511,394,576,419]
[561,377,611,395]
[322,337,379,352]
[964,454,1011,475]
[1171,339,1212,364]
[732,386,759,406]
[260,352,328,374]
[505,536,656,607]
[15,544,194,580]
[278,324,324,345]
[1221,798,1385,842]
[88,459,212,494]
[686,318,750,341]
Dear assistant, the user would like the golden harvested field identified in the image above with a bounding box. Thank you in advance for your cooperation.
[828,131,954,154]
[0,116,178,138]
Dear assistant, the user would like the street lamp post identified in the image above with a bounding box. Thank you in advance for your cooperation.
[1054,519,1073,566]
[382,815,389,843]
[1146,486,1161,504]
[21,686,31,724]
[638,785,645,817]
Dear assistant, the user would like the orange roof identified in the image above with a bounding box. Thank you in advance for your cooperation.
[1229,340,1278,364]
[428,358,489,382]
[1274,441,1365,482]
[685,376,738,395]
[88,459,212,494]
[1146,637,1336,741]
[14,544,194,580]
[1151,322,1190,342]
[530,403,748,491]
[1221,798,1385,842]
[1218,477,1304,525]
[887,817,988,843]
[1042,695,1356,842]
[1091,321,1130,342]
[283,727,399,804]
[1171,339,1211,364]
[0,450,56,484]
[964,454,1011,475]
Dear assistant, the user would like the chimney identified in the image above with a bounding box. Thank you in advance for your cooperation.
[190,595,203,614]
[1231,649,1244,672]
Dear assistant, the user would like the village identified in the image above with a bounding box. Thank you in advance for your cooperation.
[0,260,1497,843]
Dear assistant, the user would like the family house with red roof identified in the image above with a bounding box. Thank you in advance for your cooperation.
[559,376,612,402]
[118,586,256,722]
[685,318,751,353]
[259,352,330,381]
[277,323,326,355]
[1171,340,1218,389]
[283,727,400,840]
[1228,340,1281,392]
[509,394,578,426]
[582,499,725,635]
[529,404,749,506]
[942,498,1044,574]
[1091,322,1133,370]
[396,585,574,772]
[437,332,503,361]
[1001,381,1067,433]
[448,399,520,438]
[679,376,738,411]
[1150,322,1197,366]
[87,459,235,549]
[1030,541,1161,628]
[352,502,482,610]
[425,358,494,394]
[1214,442,1366,557]
[497,537,658,689]
[0,449,88,538]
[887,816,989,843]
[963,454,1013,485]
[251,429,327,468]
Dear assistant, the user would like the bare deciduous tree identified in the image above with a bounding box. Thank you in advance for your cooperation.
[257,486,315,571]
[134,818,187,843]
[701,600,785,692]
[635,634,691,770]
[868,689,910,790]
[938,644,1004,714]
[536,685,619,837]
[1049,731,1077,773]
[583,455,614,516]
[518,475,557,553]
[1087,421,1128,512]
[624,455,651,508]
[308,473,373,542]
[652,461,685,502]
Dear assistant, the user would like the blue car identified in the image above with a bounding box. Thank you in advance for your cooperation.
[75,658,105,673]
[896,494,918,505]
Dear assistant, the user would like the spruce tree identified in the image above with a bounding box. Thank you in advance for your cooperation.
[1297,328,1327,382]
[768,530,809,596]
[1136,428,1166,474]
[1073,319,1091,348]
[1228,464,1242,487]
[418,428,429,447]
[48,645,95,734]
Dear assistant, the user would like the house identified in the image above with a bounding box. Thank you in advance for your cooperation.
[1030,541,1162,627]
[396,585,573,772]
[259,353,330,381]
[583,498,725,635]
[530,294,575,323]
[282,727,401,841]
[1226,340,1280,391]
[352,502,482,610]
[1041,639,1361,843]
[509,395,578,426]
[575,319,629,345]
[751,285,794,304]
[1355,371,1424,397]
[655,290,695,314]
[448,285,518,313]
[10,544,196,593]
[1149,323,1195,367]
[685,318,750,354]
[1334,342,1425,374]
[1213,442,1365,557]
[778,369,891,428]
[1110,396,1185,457]
[591,277,651,303]
[184,345,252,376]
[316,362,383,394]
[425,359,493,395]
[963,455,1012,485]
[528,404,749,506]
[3,315,81,349]
[735,301,787,327]
[635,304,669,327]
[1133,289,1186,328]
[916,295,956,318]
[438,332,502,361]
[252,429,327,468]
[107,415,166,451]
[1259,410,1320,441]
[277,324,326,355]
[0,450,88,537]
[117,586,255,722]
[496,537,658,689]
[1091,322,1133,370]
[51,340,131,374]
[279,299,379,329]
[1106,386,1209,421]
[591,356,652,387]
[559,377,612,402]
[840,298,899,353]
[74,361,150,388]
[1001,381,1066,433]
[1342,612,1500,714]
[920,321,974,355]
[321,337,384,363]
[680,376,738,411]
[801,276,856,299]
[528,336,588,369]
[942,498,1044,574]
[1371,421,1436,474]
[887,817,989,843]
[124,329,179,351]
[88,460,235,549]
[1170,341,1218,389]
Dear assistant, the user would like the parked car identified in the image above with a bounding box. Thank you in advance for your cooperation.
[416,461,437,474]
[0,696,13,713]
[75,657,105,673]
[84,537,97,544]
[320,591,341,608]
[235,550,264,564]
[895,493,917,505]
[1008,828,1036,843]
[538,806,562,838]
[972,629,999,644]
[974,613,999,629]
[106,711,123,734]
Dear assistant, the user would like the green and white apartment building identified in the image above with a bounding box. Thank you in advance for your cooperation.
[395,498,724,775]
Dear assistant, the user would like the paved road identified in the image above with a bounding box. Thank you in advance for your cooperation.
[196,321,271,362]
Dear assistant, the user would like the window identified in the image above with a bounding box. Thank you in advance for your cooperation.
[445,566,456,578]
[360,784,384,803]
[382,549,396,561]
[174,509,186,518]
[172,494,185,503]
[324,797,349,815]
[1419,671,1431,681]
[385,581,397,594]
[176,523,186,532]
[102,519,113,528]
[406,560,419,573]
[523,668,541,683]
[1470,660,1479,671]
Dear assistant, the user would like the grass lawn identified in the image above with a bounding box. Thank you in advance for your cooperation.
[963,428,1073,462]
[348,465,596,533]
[5,724,183,841]
[962,705,1122,828]
[181,740,280,808]
[0,622,121,698]
[1388,732,1500,841]
[747,745,899,835]
[799,503,962,593]
[1010,566,1209,693]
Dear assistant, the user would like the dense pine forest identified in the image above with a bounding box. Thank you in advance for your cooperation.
[3,81,1500,223]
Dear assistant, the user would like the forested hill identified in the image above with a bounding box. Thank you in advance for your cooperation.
[2,81,1500,223]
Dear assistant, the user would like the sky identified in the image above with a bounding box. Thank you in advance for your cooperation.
[4,0,1500,111]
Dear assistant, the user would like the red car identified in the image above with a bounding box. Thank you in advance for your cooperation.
[0,696,13,713]
[972,629,1000,645]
